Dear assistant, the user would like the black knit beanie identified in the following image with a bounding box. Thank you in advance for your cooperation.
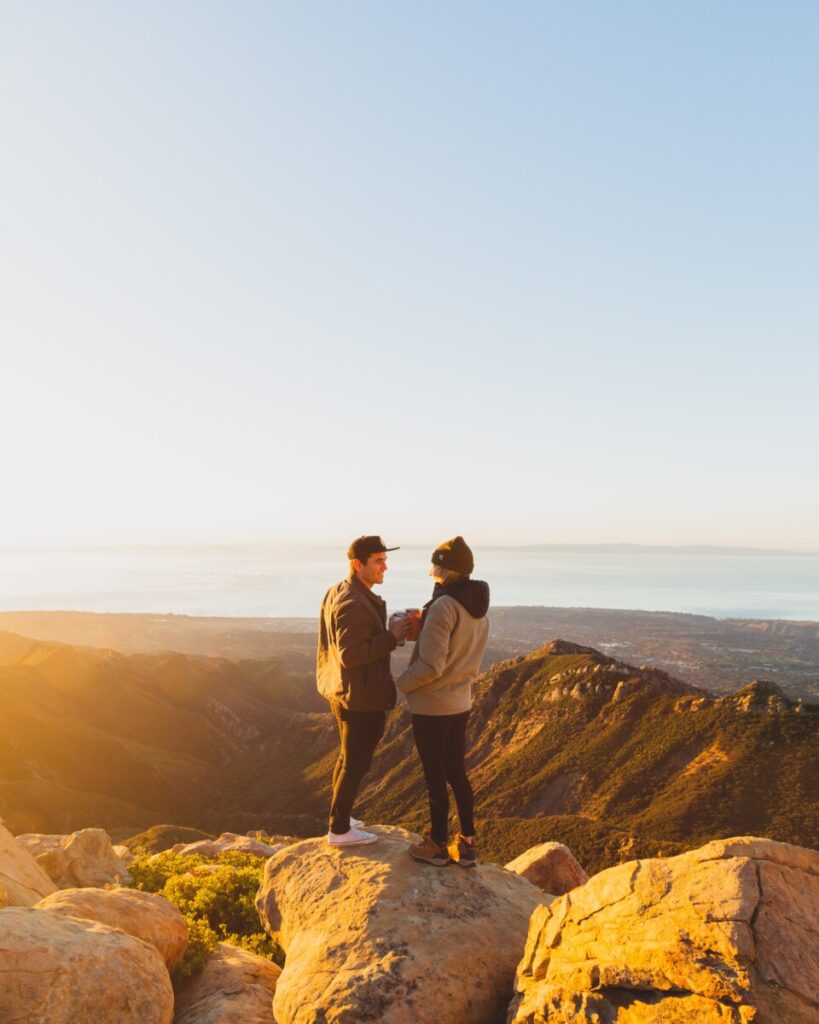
[431,536,474,575]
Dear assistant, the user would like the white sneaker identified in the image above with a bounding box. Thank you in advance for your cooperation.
[327,827,378,847]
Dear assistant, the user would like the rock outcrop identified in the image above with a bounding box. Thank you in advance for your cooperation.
[174,942,281,1023]
[113,843,135,867]
[125,824,214,855]
[256,824,544,1024]
[0,906,173,1023]
[16,828,133,887]
[505,842,588,895]
[0,817,56,906]
[36,886,188,971]
[168,831,287,859]
[508,835,819,1024]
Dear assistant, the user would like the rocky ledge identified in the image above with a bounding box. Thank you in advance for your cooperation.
[2,813,818,1024]
[256,824,545,1024]
[508,836,819,1024]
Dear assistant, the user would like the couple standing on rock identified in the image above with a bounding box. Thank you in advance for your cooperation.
[317,535,490,867]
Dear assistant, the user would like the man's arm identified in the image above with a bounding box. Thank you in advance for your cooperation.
[335,598,397,669]
[396,599,455,694]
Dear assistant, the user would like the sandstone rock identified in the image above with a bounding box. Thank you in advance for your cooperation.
[0,906,173,1023]
[256,824,544,1024]
[508,834,819,1024]
[247,829,297,844]
[168,831,286,859]
[0,816,56,907]
[113,843,135,866]
[16,828,133,887]
[505,842,588,895]
[174,941,281,1023]
[36,886,188,970]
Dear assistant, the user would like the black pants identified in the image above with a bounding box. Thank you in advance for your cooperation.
[411,711,474,846]
[329,709,386,834]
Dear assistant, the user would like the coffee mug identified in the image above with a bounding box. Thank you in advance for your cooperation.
[405,608,422,641]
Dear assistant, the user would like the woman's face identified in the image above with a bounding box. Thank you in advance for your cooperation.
[429,563,448,583]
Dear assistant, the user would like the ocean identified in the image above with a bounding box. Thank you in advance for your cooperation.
[0,546,818,621]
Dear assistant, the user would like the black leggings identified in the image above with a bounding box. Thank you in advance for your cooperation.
[329,709,386,834]
[411,711,474,846]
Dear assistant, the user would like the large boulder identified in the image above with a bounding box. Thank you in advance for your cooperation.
[174,942,281,1023]
[0,817,56,907]
[169,832,287,859]
[0,906,173,1023]
[508,835,819,1024]
[16,828,133,887]
[505,842,588,895]
[256,824,544,1024]
[36,886,188,971]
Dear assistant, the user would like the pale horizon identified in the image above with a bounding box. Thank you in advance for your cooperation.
[2,542,818,620]
[2,540,818,556]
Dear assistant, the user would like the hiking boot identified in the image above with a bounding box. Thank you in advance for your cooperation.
[449,834,477,868]
[327,826,378,847]
[409,831,451,866]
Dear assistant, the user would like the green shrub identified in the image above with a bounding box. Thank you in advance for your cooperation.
[174,915,218,979]
[163,863,262,936]
[221,930,282,961]
[129,850,208,893]
[128,850,284,978]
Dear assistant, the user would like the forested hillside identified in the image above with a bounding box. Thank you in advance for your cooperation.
[1,632,816,870]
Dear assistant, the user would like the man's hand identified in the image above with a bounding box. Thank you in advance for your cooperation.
[389,613,413,642]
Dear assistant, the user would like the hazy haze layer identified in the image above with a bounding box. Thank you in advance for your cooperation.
[1,545,818,620]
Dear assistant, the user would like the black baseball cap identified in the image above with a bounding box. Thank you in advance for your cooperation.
[347,536,400,561]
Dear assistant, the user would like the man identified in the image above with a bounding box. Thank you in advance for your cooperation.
[317,536,411,846]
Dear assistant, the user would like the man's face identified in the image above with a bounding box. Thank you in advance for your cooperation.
[355,552,388,587]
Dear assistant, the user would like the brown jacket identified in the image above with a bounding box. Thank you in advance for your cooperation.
[317,575,397,713]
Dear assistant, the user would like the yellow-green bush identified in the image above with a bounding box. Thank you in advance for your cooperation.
[129,849,283,978]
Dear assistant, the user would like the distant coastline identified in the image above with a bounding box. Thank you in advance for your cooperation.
[1,546,817,620]
[0,542,816,556]
[509,544,814,556]
[1,605,817,702]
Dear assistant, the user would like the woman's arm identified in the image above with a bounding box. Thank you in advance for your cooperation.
[396,599,456,694]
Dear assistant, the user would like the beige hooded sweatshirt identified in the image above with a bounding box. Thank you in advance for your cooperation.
[396,579,490,715]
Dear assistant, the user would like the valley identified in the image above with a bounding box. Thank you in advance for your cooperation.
[1,624,816,872]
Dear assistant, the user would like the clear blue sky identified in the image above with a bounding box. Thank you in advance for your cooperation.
[2,2,817,549]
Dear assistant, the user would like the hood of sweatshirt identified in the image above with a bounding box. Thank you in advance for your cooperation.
[428,578,490,619]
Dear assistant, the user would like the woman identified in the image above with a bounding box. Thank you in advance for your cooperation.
[396,536,490,867]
